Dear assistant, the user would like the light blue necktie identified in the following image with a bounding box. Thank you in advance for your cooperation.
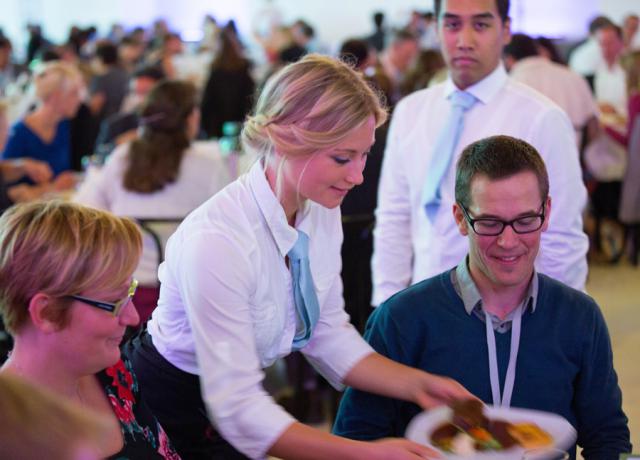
[423,90,478,220]
[288,229,320,351]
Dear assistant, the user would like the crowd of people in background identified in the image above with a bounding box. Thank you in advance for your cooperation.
[0,9,637,244]
[0,4,638,458]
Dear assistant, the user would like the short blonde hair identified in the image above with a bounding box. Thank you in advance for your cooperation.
[33,60,83,101]
[241,53,387,159]
[0,201,142,334]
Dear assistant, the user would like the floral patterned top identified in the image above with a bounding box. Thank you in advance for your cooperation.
[97,356,181,460]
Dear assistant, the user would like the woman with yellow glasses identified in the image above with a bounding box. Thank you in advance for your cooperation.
[0,200,180,459]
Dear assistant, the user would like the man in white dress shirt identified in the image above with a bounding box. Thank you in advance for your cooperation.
[569,15,614,78]
[594,23,627,117]
[372,0,588,305]
[504,33,599,147]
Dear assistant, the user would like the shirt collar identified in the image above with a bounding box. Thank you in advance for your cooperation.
[247,160,314,258]
[455,256,539,315]
[443,63,508,105]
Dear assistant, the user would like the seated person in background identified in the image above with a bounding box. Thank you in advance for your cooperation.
[1,60,82,190]
[75,80,231,322]
[88,41,130,123]
[334,135,631,459]
[94,66,165,156]
[1,101,71,207]
[0,200,180,459]
[146,33,183,80]
[0,372,115,460]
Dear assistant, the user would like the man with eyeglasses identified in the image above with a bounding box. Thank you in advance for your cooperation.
[334,135,631,459]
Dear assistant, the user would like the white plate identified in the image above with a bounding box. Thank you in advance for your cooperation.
[405,405,577,459]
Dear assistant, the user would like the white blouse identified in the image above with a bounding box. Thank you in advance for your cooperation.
[75,141,231,285]
[148,160,373,459]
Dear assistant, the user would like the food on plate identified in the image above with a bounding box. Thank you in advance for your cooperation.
[430,400,552,455]
[451,399,487,430]
[507,423,553,449]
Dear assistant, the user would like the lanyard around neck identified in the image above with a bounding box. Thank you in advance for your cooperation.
[484,303,524,408]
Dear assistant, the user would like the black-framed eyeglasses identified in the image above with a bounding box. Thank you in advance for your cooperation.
[67,279,138,316]
[458,201,546,236]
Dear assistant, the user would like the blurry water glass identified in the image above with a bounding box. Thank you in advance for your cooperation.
[522,448,569,460]
[219,121,241,156]
[222,121,240,137]
[81,153,107,171]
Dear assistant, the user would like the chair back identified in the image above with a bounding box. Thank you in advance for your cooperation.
[134,218,184,280]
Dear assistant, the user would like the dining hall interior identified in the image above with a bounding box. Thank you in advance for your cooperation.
[0,0,639,459]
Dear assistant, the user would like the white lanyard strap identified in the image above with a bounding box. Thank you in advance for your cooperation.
[484,304,523,408]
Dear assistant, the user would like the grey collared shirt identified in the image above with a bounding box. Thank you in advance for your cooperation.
[450,257,538,334]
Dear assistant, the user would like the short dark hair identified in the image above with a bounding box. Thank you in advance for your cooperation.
[163,33,181,46]
[0,36,11,50]
[339,39,370,69]
[503,33,538,61]
[373,12,385,28]
[294,20,315,39]
[39,48,61,62]
[535,37,564,65]
[95,41,119,65]
[455,135,549,208]
[589,15,614,35]
[599,23,624,40]
[434,0,510,23]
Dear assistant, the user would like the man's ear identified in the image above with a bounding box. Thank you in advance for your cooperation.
[453,203,469,236]
[541,196,552,232]
[502,17,512,45]
[28,293,61,333]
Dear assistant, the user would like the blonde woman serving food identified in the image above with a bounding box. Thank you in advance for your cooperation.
[129,54,471,460]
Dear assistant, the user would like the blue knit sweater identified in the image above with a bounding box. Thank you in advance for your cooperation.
[333,271,631,459]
